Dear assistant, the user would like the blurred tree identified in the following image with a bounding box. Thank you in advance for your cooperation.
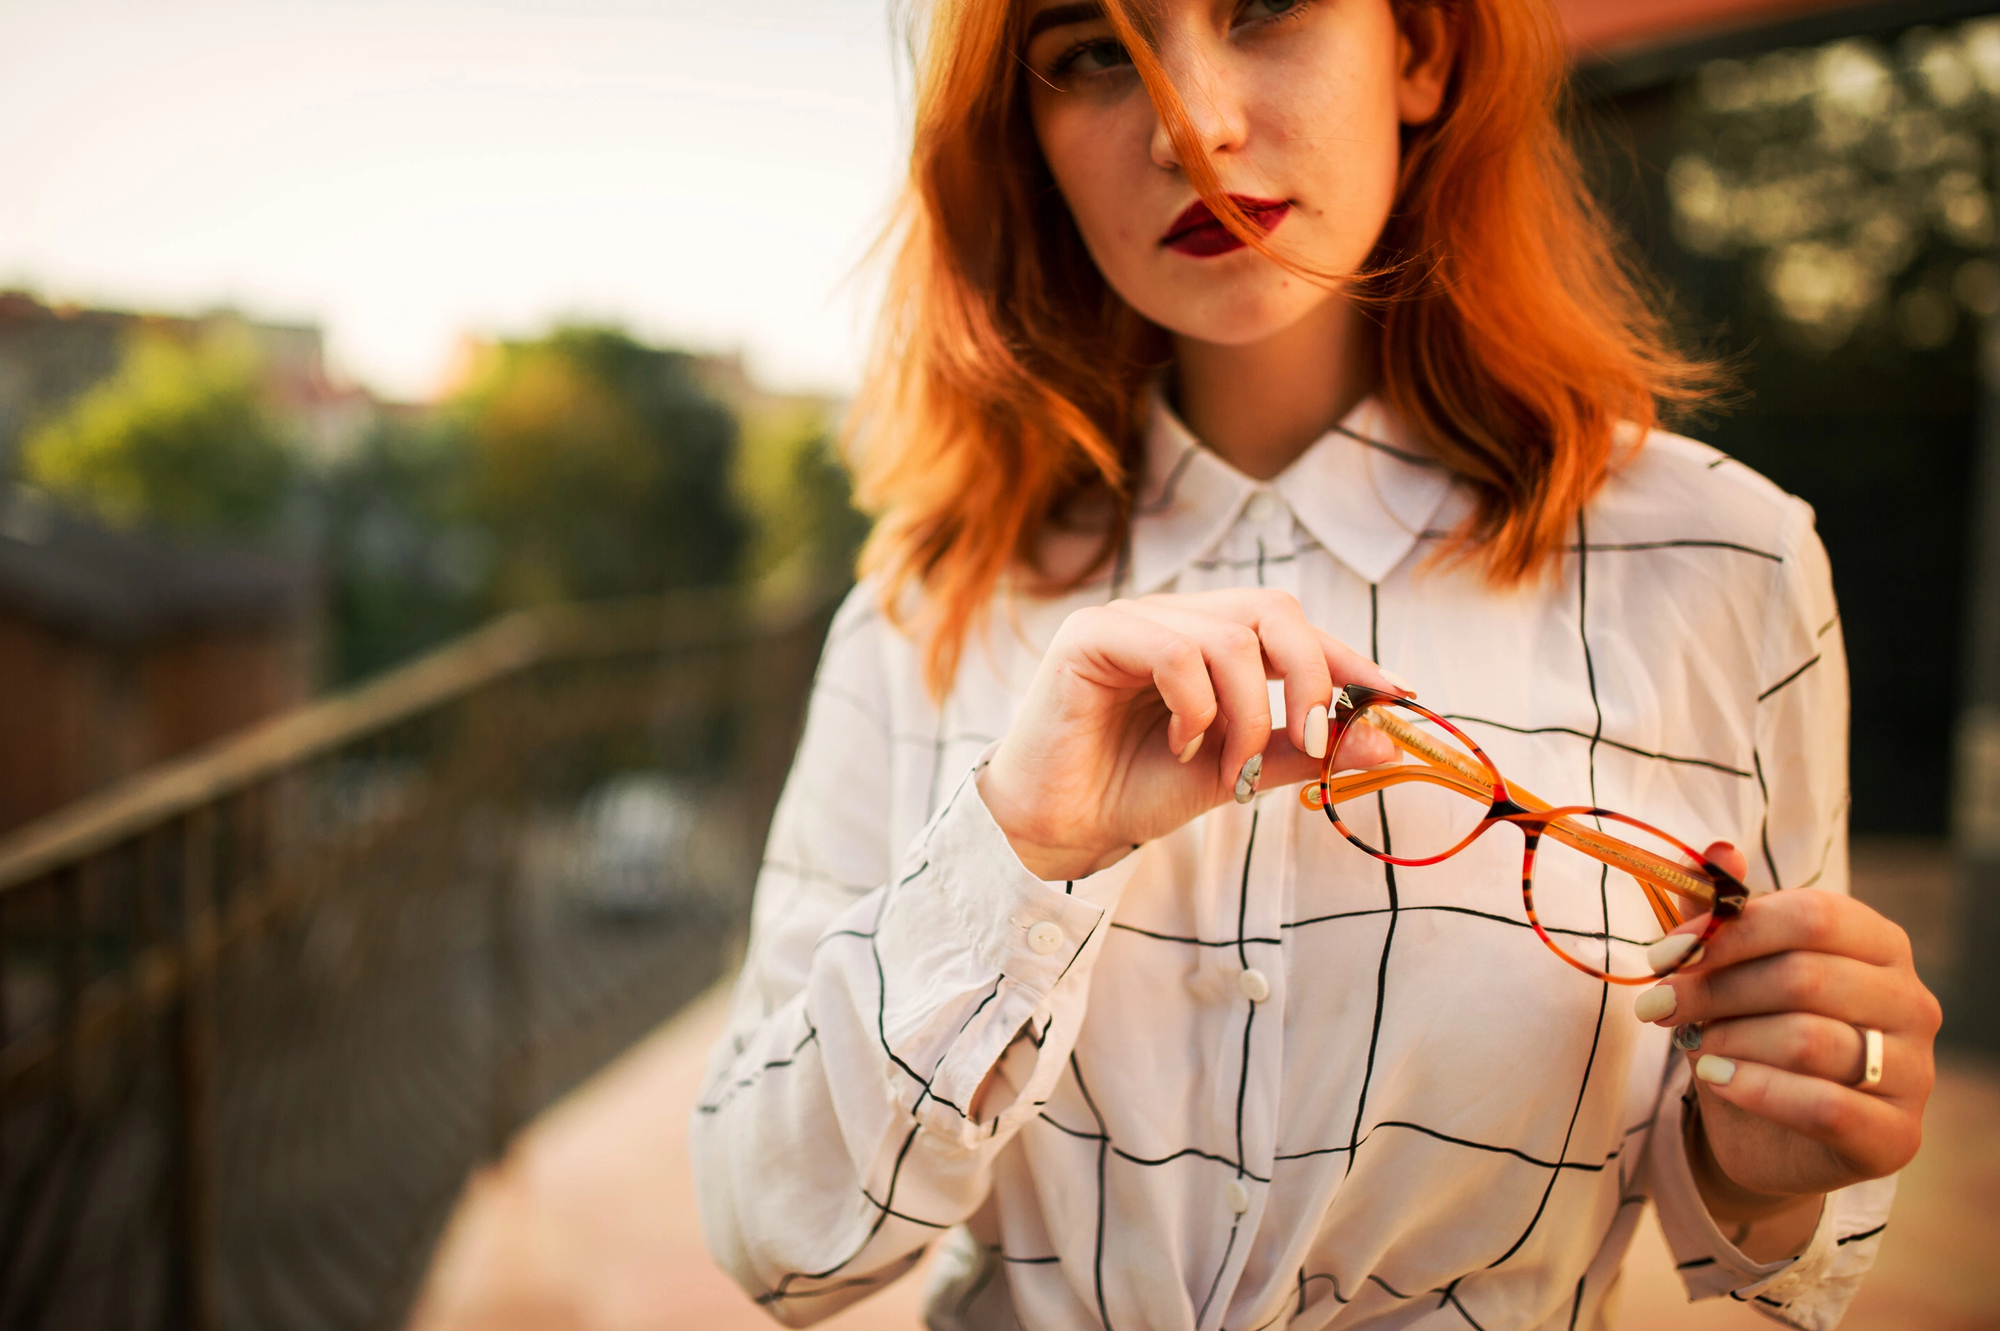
[1588,14,2000,835]
[452,328,747,609]
[732,398,870,587]
[20,328,296,536]
[318,414,491,682]
[1666,21,2000,352]
[790,428,872,580]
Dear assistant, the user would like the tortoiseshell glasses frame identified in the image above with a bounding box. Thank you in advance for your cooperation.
[1298,686,1750,985]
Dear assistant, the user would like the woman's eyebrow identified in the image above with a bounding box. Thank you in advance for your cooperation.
[1024,2,1106,42]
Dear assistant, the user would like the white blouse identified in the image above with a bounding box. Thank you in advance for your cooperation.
[692,396,1895,1331]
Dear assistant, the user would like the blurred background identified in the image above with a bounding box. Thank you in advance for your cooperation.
[0,1,1994,1329]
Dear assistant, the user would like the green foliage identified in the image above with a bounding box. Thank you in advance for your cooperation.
[317,326,753,681]
[1667,21,2000,351]
[17,314,798,686]
[21,330,296,536]
[790,430,872,581]
[733,400,870,586]
[451,327,747,609]
[319,415,489,682]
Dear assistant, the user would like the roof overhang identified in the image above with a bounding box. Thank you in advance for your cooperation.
[1564,0,2000,93]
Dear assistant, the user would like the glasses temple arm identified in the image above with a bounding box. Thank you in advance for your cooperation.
[1331,706,1718,914]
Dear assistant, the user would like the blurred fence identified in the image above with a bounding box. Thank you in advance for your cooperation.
[0,580,839,1330]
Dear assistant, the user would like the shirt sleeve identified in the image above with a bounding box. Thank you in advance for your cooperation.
[1643,497,1895,1329]
[689,585,1139,1325]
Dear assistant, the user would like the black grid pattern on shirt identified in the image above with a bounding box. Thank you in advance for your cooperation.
[1475,516,1615,1293]
[1172,534,1617,1330]
[714,773,1085,1307]
[1004,527,1832,1326]
[715,492,1856,1323]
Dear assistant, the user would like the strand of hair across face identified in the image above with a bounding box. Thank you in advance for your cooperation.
[848,0,1720,698]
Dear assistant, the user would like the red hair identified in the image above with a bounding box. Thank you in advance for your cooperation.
[849,0,1712,696]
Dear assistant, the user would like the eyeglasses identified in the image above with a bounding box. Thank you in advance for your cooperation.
[1299,687,1749,985]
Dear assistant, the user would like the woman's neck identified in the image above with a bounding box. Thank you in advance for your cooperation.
[1170,295,1378,482]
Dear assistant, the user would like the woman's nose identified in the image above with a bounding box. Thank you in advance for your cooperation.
[1147,42,1249,172]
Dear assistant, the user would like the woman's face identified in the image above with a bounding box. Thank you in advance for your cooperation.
[1022,0,1451,347]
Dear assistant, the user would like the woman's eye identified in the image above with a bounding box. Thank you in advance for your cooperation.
[1234,0,1308,27]
[1049,36,1133,80]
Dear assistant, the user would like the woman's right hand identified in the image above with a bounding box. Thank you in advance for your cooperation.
[976,589,1409,881]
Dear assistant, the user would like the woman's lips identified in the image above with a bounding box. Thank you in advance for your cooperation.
[1160,195,1291,257]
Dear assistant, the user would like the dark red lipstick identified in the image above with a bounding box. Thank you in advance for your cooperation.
[1160,194,1291,257]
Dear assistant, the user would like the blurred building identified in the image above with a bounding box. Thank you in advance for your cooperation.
[0,289,377,474]
[0,482,320,834]
[1563,0,2000,1048]
[1560,0,1894,58]
[0,293,359,833]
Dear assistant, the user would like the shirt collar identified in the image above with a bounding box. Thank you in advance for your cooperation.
[1126,390,1458,593]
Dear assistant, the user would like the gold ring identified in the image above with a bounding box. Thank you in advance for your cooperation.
[1855,1027,1884,1090]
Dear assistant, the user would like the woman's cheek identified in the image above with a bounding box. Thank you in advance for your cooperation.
[1038,120,1134,257]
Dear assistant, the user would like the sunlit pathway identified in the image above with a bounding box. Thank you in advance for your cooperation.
[408,982,933,1331]
[1617,1052,2000,1331]
[411,977,1999,1331]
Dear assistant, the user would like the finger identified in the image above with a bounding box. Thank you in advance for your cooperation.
[1685,887,1912,972]
[1259,721,1394,791]
[1312,627,1408,770]
[1254,730,1322,791]
[1690,1056,1919,1180]
[1141,589,1406,696]
[1244,596,1334,761]
[1055,605,1219,757]
[1107,600,1272,788]
[1135,591,1398,762]
[1697,1012,1914,1092]
[1328,707,1398,770]
[1306,624,1414,695]
[1651,949,1918,1033]
[1118,597,1326,760]
[1123,593,1408,778]
[1702,840,1750,883]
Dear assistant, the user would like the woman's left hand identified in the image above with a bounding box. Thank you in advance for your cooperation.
[1637,846,1941,1217]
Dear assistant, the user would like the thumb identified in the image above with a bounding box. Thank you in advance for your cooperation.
[1703,840,1750,883]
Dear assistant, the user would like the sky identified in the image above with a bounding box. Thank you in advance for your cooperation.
[0,0,908,400]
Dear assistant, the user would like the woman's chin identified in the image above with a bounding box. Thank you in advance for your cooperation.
[1145,283,1343,350]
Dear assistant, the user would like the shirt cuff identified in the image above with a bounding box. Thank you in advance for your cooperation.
[1651,1062,1897,1329]
[870,762,1138,1147]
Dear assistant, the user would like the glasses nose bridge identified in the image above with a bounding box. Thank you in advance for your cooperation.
[1321,690,1741,984]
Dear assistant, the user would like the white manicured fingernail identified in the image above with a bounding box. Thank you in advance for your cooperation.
[1177,733,1205,764]
[1634,986,1676,1023]
[1646,933,1701,974]
[1233,754,1262,804]
[1695,1054,1736,1086]
[1378,668,1416,696]
[1304,704,1329,760]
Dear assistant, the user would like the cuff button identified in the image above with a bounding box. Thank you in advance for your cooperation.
[1027,921,1065,955]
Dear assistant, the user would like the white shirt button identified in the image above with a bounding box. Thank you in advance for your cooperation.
[1225,1178,1251,1215]
[1243,491,1279,527]
[1238,968,1271,1003]
[1026,921,1065,956]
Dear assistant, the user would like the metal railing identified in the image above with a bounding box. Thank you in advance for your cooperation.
[0,579,839,1330]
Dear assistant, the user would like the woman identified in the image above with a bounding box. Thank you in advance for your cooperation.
[693,0,1939,1327]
